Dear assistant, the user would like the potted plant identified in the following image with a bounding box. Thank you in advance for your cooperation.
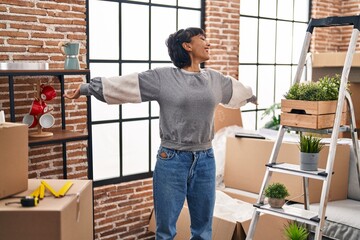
[283,221,309,240]
[264,182,290,208]
[281,74,349,129]
[299,134,324,171]
[284,74,346,101]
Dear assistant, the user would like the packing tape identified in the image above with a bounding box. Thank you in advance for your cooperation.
[0,110,5,124]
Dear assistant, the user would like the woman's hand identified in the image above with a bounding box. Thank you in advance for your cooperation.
[63,85,81,99]
[247,95,258,105]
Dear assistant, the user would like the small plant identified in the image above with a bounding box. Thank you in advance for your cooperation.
[264,182,290,199]
[261,103,281,130]
[284,74,349,101]
[283,221,309,240]
[299,134,324,153]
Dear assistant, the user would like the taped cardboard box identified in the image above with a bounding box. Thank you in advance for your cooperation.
[0,122,28,199]
[0,179,93,240]
[148,190,287,240]
[224,137,350,204]
[311,52,360,82]
[214,105,242,132]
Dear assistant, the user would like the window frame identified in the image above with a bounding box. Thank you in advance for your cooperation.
[239,0,312,130]
[86,0,205,187]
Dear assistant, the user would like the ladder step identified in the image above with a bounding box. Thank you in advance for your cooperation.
[283,125,350,134]
[266,163,328,180]
[254,204,320,226]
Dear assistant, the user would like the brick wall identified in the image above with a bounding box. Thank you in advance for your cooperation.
[205,0,240,78]
[2,0,357,239]
[311,0,360,52]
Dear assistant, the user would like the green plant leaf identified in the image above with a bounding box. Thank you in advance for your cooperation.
[283,74,350,101]
[299,135,324,153]
[264,182,290,199]
[283,221,309,240]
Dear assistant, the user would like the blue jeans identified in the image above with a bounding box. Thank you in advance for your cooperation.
[153,146,216,240]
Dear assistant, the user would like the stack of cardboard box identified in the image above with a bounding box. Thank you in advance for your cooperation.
[0,122,93,240]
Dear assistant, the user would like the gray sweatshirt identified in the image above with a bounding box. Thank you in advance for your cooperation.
[80,67,253,151]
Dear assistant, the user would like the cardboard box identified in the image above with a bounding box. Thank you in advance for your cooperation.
[222,187,258,204]
[0,179,93,240]
[214,105,242,132]
[0,122,28,199]
[148,190,287,240]
[343,82,360,138]
[224,137,350,203]
[311,52,360,82]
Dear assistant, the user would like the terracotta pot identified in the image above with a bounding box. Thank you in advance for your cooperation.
[268,198,285,208]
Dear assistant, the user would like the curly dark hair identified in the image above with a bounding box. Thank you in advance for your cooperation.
[166,27,205,68]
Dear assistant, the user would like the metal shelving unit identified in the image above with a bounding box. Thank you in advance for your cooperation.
[0,69,93,180]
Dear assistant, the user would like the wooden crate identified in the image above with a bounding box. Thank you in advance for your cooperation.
[280,99,348,129]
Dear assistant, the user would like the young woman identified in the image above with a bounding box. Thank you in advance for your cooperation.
[64,27,257,240]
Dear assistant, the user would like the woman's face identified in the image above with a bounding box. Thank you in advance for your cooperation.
[185,34,210,63]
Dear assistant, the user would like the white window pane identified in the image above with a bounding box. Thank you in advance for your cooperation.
[151,119,160,171]
[92,123,120,180]
[258,65,274,109]
[259,19,276,64]
[276,21,292,64]
[294,0,309,22]
[259,0,276,18]
[240,17,258,63]
[123,121,149,175]
[151,63,174,69]
[275,66,292,102]
[151,101,160,117]
[240,0,258,16]
[122,4,149,60]
[239,65,257,111]
[152,0,176,6]
[292,22,307,64]
[178,0,201,8]
[151,7,177,61]
[257,111,269,130]
[122,63,149,74]
[178,9,201,29]
[89,63,119,121]
[277,0,293,21]
[89,0,119,60]
[241,111,256,130]
[127,0,148,2]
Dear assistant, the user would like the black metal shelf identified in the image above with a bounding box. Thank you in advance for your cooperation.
[1,69,93,179]
[29,130,88,147]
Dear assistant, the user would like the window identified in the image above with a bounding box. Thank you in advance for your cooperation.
[239,0,311,130]
[88,0,204,185]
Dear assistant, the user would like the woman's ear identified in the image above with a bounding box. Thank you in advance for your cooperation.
[182,42,192,51]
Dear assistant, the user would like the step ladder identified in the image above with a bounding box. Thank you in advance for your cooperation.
[245,15,360,240]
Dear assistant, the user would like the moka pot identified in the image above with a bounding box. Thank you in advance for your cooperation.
[58,42,80,70]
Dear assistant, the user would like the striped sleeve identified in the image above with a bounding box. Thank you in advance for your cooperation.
[101,73,142,104]
[222,76,253,109]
